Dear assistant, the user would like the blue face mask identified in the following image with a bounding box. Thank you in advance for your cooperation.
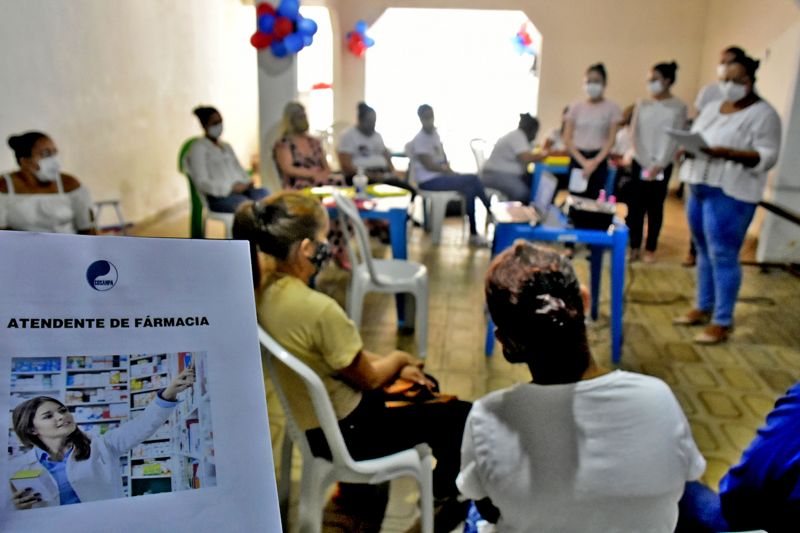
[309,242,332,270]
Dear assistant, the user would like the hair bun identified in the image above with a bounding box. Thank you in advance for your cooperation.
[7,135,20,151]
[671,61,678,70]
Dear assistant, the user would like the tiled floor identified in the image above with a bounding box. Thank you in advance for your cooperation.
[133,193,800,532]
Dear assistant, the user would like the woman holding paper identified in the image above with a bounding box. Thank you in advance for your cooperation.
[563,63,623,199]
[674,54,782,344]
[8,366,194,509]
[627,61,688,263]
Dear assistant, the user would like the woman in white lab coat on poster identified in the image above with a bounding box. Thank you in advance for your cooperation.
[7,365,194,509]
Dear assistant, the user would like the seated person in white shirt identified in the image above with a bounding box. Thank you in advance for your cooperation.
[1,131,95,234]
[458,241,706,532]
[185,106,268,213]
[409,104,491,246]
[480,113,547,203]
[337,102,414,195]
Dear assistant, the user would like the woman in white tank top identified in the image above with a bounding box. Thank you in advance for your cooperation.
[2,132,94,234]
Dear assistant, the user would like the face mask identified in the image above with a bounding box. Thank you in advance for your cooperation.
[719,81,747,103]
[35,156,61,182]
[716,64,728,78]
[584,82,604,99]
[207,123,223,139]
[309,241,332,270]
[647,80,664,95]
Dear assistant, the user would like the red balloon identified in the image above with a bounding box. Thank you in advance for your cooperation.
[348,39,366,57]
[250,31,273,49]
[273,16,294,39]
[256,2,276,16]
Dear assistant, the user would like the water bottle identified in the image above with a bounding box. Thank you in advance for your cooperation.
[353,167,368,199]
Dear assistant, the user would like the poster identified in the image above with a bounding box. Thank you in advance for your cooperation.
[0,231,281,533]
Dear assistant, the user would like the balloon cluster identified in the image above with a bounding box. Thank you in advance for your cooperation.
[345,20,375,58]
[250,0,318,58]
[512,24,536,56]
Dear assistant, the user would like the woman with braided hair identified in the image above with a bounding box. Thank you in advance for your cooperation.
[457,241,705,532]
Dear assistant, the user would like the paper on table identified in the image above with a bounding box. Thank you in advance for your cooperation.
[666,129,708,155]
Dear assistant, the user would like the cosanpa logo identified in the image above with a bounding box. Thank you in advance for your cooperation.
[86,260,118,291]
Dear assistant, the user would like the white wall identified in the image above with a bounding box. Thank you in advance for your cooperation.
[327,0,710,136]
[0,0,259,223]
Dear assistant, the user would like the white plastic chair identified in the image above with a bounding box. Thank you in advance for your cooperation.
[333,191,429,358]
[405,143,466,245]
[179,145,235,238]
[470,137,508,206]
[469,138,488,172]
[258,326,434,533]
[93,199,129,234]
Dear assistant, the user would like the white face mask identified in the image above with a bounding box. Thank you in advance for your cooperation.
[719,81,747,103]
[35,156,61,182]
[647,80,664,95]
[584,82,604,99]
[716,64,728,78]
[207,123,223,139]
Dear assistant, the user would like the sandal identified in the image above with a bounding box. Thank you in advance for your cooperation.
[673,309,712,326]
[694,324,732,345]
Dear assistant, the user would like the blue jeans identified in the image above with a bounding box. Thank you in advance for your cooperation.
[419,174,490,234]
[675,481,730,532]
[687,184,756,326]
[206,185,269,213]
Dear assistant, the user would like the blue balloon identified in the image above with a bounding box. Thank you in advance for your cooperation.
[271,40,288,58]
[355,20,368,35]
[297,17,318,36]
[258,13,275,34]
[284,32,304,54]
[302,34,313,47]
[363,36,375,47]
[276,0,299,19]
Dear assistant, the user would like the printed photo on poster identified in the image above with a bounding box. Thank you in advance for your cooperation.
[6,352,216,510]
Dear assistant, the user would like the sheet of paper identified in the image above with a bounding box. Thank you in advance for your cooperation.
[568,167,588,193]
[0,231,281,533]
[665,128,709,155]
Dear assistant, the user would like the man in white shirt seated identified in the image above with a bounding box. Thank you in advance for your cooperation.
[458,241,706,532]
[480,113,547,203]
[336,102,415,194]
[185,106,268,213]
[408,104,491,246]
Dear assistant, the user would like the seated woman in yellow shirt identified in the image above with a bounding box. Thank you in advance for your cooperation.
[233,191,471,530]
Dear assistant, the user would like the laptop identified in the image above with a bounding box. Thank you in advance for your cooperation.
[531,171,562,227]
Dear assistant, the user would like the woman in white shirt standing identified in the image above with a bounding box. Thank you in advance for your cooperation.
[674,55,782,344]
[1,132,94,234]
[563,63,623,199]
[627,61,688,263]
[185,106,268,213]
[458,242,705,532]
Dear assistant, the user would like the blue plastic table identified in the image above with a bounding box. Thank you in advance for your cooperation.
[485,205,629,364]
[321,188,410,260]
